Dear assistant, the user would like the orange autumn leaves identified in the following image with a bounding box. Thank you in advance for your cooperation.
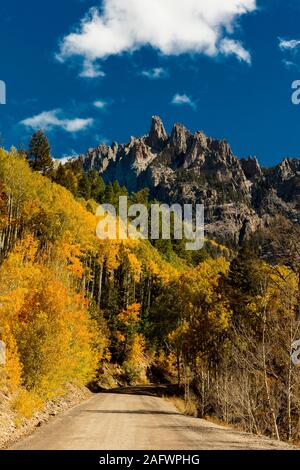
[0,149,178,400]
[115,304,148,384]
[0,236,102,397]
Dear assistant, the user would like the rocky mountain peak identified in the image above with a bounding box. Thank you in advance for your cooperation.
[170,123,191,154]
[210,139,232,160]
[145,115,168,151]
[194,131,208,147]
[276,158,300,181]
[240,156,262,180]
[76,116,300,245]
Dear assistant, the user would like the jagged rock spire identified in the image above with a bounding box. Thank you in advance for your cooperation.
[170,122,191,154]
[240,156,263,179]
[146,116,168,151]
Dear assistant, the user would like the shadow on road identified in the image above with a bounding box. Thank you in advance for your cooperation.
[101,384,180,397]
[82,409,181,416]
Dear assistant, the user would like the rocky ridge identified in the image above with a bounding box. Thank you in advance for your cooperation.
[77,116,300,245]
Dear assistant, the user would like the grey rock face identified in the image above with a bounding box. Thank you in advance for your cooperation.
[240,156,263,180]
[170,123,191,156]
[145,116,168,151]
[77,117,300,245]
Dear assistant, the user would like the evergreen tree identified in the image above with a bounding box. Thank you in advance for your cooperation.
[78,173,91,199]
[28,130,53,175]
[104,182,114,204]
[113,180,122,194]
[54,164,77,195]
[228,246,263,296]
[88,171,106,202]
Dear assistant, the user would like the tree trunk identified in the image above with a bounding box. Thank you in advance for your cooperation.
[97,263,104,307]
[262,307,280,440]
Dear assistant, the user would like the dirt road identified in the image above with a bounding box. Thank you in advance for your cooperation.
[12,386,294,450]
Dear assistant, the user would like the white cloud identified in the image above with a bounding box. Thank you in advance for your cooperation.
[220,38,251,64]
[172,93,196,109]
[54,154,78,165]
[58,0,256,76]
[278,38,300,70]
[283,59,298,70]
[279,38,300,52]
[79,60,105,78]
[141,67,168,79]
[21,109,93,133]
[94,99,108,109]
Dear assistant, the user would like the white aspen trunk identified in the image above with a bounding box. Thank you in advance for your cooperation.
[262,306,280,440]
[97,263,104,307]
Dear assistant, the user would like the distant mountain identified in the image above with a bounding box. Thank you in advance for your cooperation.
[77,116,300,245]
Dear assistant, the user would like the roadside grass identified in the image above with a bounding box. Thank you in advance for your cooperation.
[165,395,198,417]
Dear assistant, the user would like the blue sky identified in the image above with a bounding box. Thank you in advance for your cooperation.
[0,0,300,166]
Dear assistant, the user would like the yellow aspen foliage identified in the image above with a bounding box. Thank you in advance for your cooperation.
[98,239,121,272]
[123,333,148,385]
[0,326,22,392]
[115,331,126,343]
[62,239,84,279]
[0,236,103,399]
[118,303,141,327]
[116,304,148,384]
[127,252,142,282]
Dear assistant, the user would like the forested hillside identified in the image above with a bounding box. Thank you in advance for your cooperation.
[1,144,300,444]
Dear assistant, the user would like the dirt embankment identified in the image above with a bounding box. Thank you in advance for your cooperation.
[0,383,91,449]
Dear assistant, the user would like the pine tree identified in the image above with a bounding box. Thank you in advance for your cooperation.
[78,173,91,199]
[54,164,77,195]
[88,170,105,202]
[104,182,114,204]
[28,130,53,175]
[228,246,262,295]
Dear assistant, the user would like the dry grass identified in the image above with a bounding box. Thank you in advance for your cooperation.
[203,415,234,429]
[166,396,198,417]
